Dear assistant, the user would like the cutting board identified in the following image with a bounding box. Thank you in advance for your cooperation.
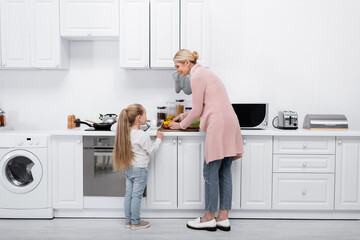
[159,127,199,132]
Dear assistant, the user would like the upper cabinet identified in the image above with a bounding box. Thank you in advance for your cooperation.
[119,0,149,68]
[181,0,210,67]
[0,0,69,69]
[120,0,210,69]
[60,0,119,39]
[150,0,179,69]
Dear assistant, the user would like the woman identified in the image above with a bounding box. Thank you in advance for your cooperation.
[169,49,244,232]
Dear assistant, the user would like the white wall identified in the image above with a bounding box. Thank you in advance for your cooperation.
[1,0,360,130]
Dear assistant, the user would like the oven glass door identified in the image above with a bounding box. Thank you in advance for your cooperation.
[84,149,126,197]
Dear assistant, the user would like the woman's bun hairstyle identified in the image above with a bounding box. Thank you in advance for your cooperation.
[192,51,199,61]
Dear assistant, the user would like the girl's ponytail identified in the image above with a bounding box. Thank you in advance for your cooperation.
[113,108,133,171]
[113,104,144,171]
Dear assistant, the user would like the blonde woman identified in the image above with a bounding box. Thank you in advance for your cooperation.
[170,49,244,232]
[113,104,164,230]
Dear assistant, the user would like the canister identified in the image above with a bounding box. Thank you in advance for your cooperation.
[157,106,167,127]
[175,99,184,116]
[0,108,5,127]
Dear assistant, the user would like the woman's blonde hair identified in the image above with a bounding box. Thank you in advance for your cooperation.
[173,49,199,64]
[113,104,144,171]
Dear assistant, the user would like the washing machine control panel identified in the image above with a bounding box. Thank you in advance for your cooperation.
[16,136,48,148]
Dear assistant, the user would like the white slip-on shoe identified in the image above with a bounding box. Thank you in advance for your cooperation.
[186,217,217,231]
[216,219,231,231]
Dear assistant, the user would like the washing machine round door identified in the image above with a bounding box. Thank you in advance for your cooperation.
[0,150,43,193]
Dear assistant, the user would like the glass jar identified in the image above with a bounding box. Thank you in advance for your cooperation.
[166,102,176,119]
[157,106,167,127]
[0,108,5,127]
[175,99,184,116]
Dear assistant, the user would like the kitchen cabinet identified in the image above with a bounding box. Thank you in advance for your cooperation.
[0,0,69,69]
[241,136,272,209]
[147,136,205,209]
[147,137,178,209]
[180,0,210,67]
[272,136,335,210]
[150,0,179,69]
[120,0,210,69]
[335,137,360,210]
[60,0,119,39]
[119,0,149,68]
[51,135,83,209]
[177,136,205,209]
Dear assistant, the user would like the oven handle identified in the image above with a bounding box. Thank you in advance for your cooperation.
[94,151,113,157]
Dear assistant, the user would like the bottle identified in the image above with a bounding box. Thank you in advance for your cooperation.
[175,99,184,116]
[157,106,167,127]
[0,108,5,127]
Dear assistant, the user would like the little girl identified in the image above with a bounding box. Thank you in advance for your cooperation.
[113,104,164,230]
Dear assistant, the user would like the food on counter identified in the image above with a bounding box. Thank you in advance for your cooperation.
[189,119,200,128]
[162,120,171,129]
[166,114,175,121]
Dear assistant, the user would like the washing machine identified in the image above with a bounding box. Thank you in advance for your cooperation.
[0,133,53,218]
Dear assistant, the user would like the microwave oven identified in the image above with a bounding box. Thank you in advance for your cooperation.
[232,103,269,129]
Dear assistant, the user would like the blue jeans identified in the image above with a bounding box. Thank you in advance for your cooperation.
[124,166,148,225]
[203,157,233,212]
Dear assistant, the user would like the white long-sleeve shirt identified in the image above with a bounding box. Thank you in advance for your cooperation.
[130,128,161,168]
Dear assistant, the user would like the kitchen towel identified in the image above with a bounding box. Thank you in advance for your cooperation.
[173,72,192,95]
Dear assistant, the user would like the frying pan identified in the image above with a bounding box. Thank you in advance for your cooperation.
[74,120,112,131]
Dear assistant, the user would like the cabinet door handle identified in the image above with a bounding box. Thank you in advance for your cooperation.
[303,143,307,148]
[243,139,247,145]
[178,139,182,145]
[338,140,342,145]
[77,140,81,144]
[302,162,307,167]
[302,189,307,195]
[173,139,176,145]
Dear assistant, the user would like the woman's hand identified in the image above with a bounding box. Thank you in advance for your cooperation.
[172,115,180,122]
[169,121,181,130]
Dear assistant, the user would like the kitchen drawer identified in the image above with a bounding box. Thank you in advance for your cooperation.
[273,155,335,173]
[273,173,334,210]
[273,136,335,154]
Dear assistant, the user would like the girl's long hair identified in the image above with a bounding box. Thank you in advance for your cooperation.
[113,104,144,171]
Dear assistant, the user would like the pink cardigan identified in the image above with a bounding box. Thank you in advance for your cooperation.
[179,64,244,163]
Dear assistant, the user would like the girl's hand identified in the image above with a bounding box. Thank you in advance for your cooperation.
[169,121,181,130]
[156,130,164,139]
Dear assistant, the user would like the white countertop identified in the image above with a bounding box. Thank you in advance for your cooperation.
[2,127,360,137]
[49,128,360,137]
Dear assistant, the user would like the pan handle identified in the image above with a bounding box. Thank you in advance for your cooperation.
[74,120,93,127]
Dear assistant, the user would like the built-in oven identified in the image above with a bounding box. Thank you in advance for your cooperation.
[83,136,126,197]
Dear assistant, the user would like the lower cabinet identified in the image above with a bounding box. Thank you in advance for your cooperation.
[272,136,335,210]
[147,136,205,209]
[335,137,360,210]
[51,135,83,209]
[241,136,272,209]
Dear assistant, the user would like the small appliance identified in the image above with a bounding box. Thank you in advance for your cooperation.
[273,111,298,129]
[303,114,348,130]
[232,103,268,129]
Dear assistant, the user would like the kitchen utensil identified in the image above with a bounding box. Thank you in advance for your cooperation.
[74,120,112,131]
[273,111,298,129]
[85,120,98,124]
[99,114,118,125]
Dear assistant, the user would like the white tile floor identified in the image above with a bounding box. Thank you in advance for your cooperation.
[1,218,360,240]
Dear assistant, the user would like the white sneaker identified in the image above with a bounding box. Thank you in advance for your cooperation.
[186,217,217,231]
[216,219,231,231]
[130,220,151,230]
